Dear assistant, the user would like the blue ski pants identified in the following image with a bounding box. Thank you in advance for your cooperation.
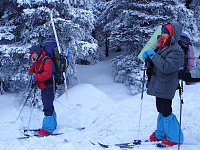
[41,87,57,132]
[154,97,184,143]
[41,87,55,116]
[42,111,57,133]
[154,113,184,144]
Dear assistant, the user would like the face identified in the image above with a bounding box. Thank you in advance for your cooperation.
[161,32,170,41]
[31,53,38,60]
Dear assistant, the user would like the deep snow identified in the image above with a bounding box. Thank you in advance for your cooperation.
[0,51,200,150]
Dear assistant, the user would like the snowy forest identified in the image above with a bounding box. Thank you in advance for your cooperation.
[0,0,200,96]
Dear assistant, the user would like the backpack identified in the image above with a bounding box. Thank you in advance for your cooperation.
[178,32,193,70]
[42,38,69,85]
[178,33,196,84]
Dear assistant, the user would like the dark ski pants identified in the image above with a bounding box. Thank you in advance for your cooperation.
[41,87,55,116]
[156,97,172,117]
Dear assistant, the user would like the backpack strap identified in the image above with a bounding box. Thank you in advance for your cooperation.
[38,56,50,74]
[39,55,56,76]
[43,56,50,62]
[40,56,57,87]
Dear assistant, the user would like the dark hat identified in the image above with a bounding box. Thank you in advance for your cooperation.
[28,45,42,56]
[161,25,170,35]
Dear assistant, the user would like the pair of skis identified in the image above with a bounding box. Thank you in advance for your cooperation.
[90,140,142,149]
[17,129,63,139]
[18,133,64,139]
[18,127,85,139]
[91,140,167,149]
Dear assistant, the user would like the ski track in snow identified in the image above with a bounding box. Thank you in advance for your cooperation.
[0,51,200,150]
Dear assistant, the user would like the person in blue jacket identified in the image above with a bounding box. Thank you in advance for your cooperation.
[142,22,184,146]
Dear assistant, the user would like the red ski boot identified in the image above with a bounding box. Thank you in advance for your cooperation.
[161,137,178,146]
[38,129,52,135]
[149,132,160,142]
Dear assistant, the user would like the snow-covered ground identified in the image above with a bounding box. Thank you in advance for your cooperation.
[0,51,200,150]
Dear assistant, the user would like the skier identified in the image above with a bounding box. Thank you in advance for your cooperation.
[142,22,184,146]
[28,45,57,135]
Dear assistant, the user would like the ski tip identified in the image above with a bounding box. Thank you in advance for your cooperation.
[98,142,109,148]
[89,140,96,145]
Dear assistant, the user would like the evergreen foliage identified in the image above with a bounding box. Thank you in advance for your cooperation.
[0,0,100,94]
[94,0,200,94]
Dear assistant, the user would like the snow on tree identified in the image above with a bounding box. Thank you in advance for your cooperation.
[0,0,101,94]
[93,0,200,95]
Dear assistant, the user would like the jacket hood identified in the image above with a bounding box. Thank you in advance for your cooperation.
[39,49,47,61]
[33,49,46,63]
[170,22,183,44]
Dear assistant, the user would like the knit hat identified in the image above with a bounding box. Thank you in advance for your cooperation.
[161,25,170,35]
[28,45,42,56]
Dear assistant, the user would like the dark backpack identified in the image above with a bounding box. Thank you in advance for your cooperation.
[178,32,192,70]
[177,33,197,83]
[42,38,69,85]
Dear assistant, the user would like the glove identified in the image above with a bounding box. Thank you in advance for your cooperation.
[28,73,36,82]
[178,69,186,80]
[178,69,192,82]
[145,58,152,69]
[142,49,156,60]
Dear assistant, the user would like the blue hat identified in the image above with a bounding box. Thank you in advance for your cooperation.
[28,45,42,56]
[161,26,170,35]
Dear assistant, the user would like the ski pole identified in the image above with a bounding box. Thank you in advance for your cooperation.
[136,62,146,144]
[27,86,37,132]
[14,82,36,123]
[53,75,56,98]
[178,80,184,150]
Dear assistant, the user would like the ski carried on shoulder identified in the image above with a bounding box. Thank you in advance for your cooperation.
[50,9,68,98]
[18,133,63,139]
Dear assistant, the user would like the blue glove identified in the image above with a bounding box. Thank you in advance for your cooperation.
[142,49,156,60]
[28,73,36,82]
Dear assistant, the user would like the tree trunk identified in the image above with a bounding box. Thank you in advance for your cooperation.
[105,33,109,57]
